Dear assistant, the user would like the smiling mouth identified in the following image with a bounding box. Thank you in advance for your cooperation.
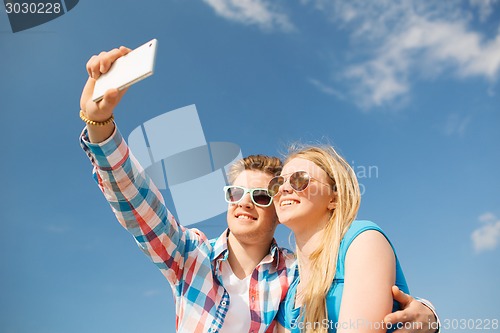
[280,200,300,207]
[235,214,257,221]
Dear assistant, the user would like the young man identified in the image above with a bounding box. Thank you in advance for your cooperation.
[79,46,440,332]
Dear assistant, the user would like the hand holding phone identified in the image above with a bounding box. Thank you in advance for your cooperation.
[80,39,158,143]
[92,39,158,102]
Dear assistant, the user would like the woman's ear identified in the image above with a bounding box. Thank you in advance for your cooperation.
[327,192,337,211]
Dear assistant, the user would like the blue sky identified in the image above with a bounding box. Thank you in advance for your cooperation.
[1,1,499,332]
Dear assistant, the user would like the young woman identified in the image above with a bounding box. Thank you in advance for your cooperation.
[270,146,412,333]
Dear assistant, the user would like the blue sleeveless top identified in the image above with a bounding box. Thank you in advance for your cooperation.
[277,220,409,332]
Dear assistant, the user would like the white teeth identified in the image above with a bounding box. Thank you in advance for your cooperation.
[281,200,299,206]
[237,215,254,220]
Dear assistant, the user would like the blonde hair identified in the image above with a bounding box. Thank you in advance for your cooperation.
[227,155,282,184]
[286,145,361,332]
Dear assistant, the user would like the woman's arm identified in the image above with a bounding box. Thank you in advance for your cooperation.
[337,230,396,333]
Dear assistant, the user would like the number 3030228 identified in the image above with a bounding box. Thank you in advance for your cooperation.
[5,2,62,14]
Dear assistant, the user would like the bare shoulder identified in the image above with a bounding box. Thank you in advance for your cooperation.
[346,229,395,265]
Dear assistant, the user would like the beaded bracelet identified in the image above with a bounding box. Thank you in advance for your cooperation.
[79,110,114,126]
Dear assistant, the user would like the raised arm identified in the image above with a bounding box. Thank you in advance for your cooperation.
[79,47,208,286]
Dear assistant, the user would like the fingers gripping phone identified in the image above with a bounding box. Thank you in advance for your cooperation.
[92,39,158,102]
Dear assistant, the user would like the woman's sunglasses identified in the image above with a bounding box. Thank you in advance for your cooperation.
[267,170,334,197]
[223,186,273,207]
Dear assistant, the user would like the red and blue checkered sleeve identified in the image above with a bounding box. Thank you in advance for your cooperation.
[80,125,208,286]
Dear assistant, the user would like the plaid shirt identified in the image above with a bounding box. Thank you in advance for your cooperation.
[80,126,298,333]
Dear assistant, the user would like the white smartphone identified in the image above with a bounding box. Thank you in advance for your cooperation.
[92,39,158,102]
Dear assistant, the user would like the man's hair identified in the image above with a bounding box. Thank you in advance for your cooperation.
[227,155,282,184]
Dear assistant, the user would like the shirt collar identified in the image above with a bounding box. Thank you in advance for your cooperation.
[211,228,281,268]
[211,228,231,262]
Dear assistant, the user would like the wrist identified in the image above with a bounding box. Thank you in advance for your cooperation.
[80,110,114,126]
[416,298,440,333]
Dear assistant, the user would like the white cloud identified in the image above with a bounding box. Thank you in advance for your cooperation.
[202,0,294,31]
[479,212,497,223]
[470,0,499,22]
[202,0,500,109]
[308,78,345,99]
[305,0,500,109]
[471,212,500,253]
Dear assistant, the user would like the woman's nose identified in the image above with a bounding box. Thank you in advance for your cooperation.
[279,178,293,194]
